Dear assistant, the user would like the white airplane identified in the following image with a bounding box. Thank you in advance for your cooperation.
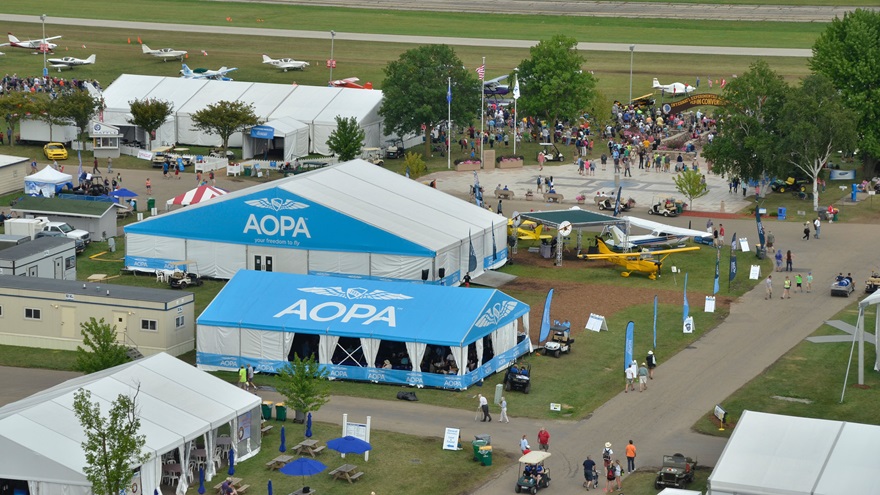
[262,54,309,72]
[47,54,96,71]
[180,64,237,81]
[483,75,509,97]
[141,44,187,62]
[602,216,710,250]
[652,78,696,96]
[1,33,62,53]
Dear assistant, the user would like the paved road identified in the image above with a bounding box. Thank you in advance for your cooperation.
[222,0,871,23]
[0,14,812,57]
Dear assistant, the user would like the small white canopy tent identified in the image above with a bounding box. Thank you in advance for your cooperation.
[0,353,261,495]
[242,116,310,161]
[842,289,880,391]
[24,165,73,197]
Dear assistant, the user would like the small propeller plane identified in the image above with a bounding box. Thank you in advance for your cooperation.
[180,64,237,81]
[329,77,373,90]
[2,33,62,53]
[652,78,696,96]
[483,75,509,97]
[142,44,187,62]
[509,220,553,242]
[262,54,309,71]
[578,237,699,280]
[47,54,96,71]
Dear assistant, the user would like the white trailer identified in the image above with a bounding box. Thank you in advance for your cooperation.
[19,118,78,144]
[4,217,50,240]
[0,237,77,279]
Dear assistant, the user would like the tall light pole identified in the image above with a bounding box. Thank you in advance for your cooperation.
[329,30,336,84]
[41,14,48,77]
[628,45,635,104]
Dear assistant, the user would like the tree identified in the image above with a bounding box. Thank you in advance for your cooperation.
[516,35,598,126]
[73,387,149,495]
[0,92,38,147]
[55,91,103,145]
[326,116,365,161]
[75,317,129,373]
[275,355,330,416]
[673,169,709,209]
[191,100,258,150]
[810,8,880,169]
[128,98,174,147]
[701,60,789,183]
[380,44,480,158]
[400,151,427,179]
[776,74,858,211]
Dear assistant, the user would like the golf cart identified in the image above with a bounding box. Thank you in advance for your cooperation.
[362,147,385,166]
[538,143,564,162]
[597,197,636,212]
[654,453,697,490]
[648,198,679,217]
[543,324,574,358]
[384,139,405,159]
[770,176,811,193]
[504,362,531,394]
[515,451,551,494]
[866,270,880,294]
[831,274,855,297]
[167,261,204,289]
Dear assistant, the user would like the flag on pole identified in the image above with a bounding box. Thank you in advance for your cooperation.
[729,232,738,282]
[539,289,554,343]
[624,321,634,371]
[467,230,477,273]
[652,295,658,349]
[713,248,721,295]
[476,64,485,81]
[683,272,689,322]
[512,77,520,100]
[447,79,452,104]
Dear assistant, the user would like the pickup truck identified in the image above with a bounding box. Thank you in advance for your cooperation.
[43,221,91,246]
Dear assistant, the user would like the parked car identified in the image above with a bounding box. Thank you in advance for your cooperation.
[654,453,697,489]
[43,142,68,160]
[43,221,91,246]
[34,231,85,253]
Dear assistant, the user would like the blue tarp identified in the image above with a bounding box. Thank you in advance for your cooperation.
[198,271,529,347]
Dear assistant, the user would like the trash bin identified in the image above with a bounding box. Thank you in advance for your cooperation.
[261,401,274,421]
[539,243,552,259]
[147,197,156,211]
[478,445,493,466]
[833,213,839,222]
[472,439,487,461]
[675,201,683,214]
[245,167,252,177]
[130,199,137,211]
[777,207,786,221]
[275,402,287,422]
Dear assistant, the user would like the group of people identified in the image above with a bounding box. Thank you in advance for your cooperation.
[1,73,102,96]
[581,440,638,492]
[765,272,814,299]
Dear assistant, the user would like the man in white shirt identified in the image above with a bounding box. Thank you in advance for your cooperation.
[478,394,491,422]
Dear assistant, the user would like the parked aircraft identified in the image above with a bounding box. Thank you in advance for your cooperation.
[329,77,373,90]
[2,33,62,53]
[514,221,553,242]
[578,237,699,280]
[180,64,237,81]
[652,78,695,95]
[262,54,309,71]
[601,217,709,251]
[483,75,509,97]
[142,44,187,61]
[47,54,96,71]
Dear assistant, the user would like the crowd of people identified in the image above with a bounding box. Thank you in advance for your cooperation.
[1,73,101,97]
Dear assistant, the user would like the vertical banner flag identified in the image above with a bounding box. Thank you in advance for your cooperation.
[756,207,765,251]
[539,289,554,343]
[512,76,520,100]
[713,247,721,295]
[683,272,690,322]
[613,186,622,217]
[467,230,477,273]
[624,321,634,371]
[476,64,485,81]
[652,295,658,349]
[729,231,738,284]
[491,223,497,261]
[447,78,452,104]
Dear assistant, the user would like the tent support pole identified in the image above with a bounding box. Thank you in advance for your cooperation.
[840,311,861,403]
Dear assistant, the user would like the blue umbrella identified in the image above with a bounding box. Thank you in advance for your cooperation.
[198,467,205,495]
[279,457,326,491]
[305,413,312,438]
[154,489,160,495]
[267,480,273,495]
[110,187,138,198]
[228,449,235,476]
[279,426,286,453]
[327,436,372,455]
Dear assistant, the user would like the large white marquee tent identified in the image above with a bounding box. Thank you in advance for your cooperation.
[0,353,261,495]
[124,160,506,283]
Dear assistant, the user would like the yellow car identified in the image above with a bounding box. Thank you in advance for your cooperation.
[43,142,69,160]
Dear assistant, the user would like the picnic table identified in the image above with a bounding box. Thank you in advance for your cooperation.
[261,424,274,436]
[288,489,316,495]
[265,455,293,470]
[214,477,249,494]
[293,439,326,457]
[329,463,364,483]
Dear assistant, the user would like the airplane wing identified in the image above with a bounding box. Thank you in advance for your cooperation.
[623,216,708,238]
[44,36,63,41]
[582,245,698,261]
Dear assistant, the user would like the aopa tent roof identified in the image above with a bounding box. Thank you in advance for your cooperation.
[199,271,529,346]
[0,353,260,485]
[707,410,880,495]
[125,159,502,256]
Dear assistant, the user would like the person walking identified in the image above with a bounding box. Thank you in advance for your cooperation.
[209,170,216,186]
[536,175,543,193]
[537,427,550,451]
[785,250,793,272]
[478,394,491,422]
[499,396,510,423]
[806,272,813,292]
[237,366,247,390]
[646,351,657,379]
[765,275,773,300]
[625,440,637,473]
[813,217,821,239]
[604,462,616,494]
[782,276,792,299]
[497,199,503,216]
[624,362,635,393]
[145,178,152,195]
[246,363,255,390]
[614,460,623,490]
[520,435,531,454]
[638,362,648,391]
[92,156,100,174]
[795,273,803,293]
[602,442,613,472]
[775,249,783,272]
[766,230,776,253]
[537,151,545,171]
[583,456,597,490]
[802,222,811,241]
[107,157,113,173]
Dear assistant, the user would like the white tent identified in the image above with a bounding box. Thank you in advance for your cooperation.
[707,411,880,495]
[311,88,384,155]
[176,80,253,147]
[24,165,73,197]
[242,116,310,161]
[124,159,506,282]
[0,353,261,495]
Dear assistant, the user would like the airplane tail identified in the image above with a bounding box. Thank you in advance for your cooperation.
[262,54,271,63]
[85,54,96,64]
[652,78,661,88]
[180,64,192,76]
[533,224,543,238]
[141,44,152,54]
[609,225,627,247]
[595,237,614,254]
[8,34,20,44]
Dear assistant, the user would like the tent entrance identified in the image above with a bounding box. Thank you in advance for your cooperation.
[332,337,365,366]
[288,334,319,361]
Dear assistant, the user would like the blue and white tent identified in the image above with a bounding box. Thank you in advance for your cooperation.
[197,271,530,389]
[125,159,507,283]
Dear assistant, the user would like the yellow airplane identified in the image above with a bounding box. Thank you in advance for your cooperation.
[508,219,554,242]
[577,237,699,280]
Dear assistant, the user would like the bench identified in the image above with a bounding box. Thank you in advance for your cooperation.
[494,189,514,199]
[237,485,250,494]
[261,425,274,436]
[266,460,278,469]
[311,445,326,455]
[543,193,564,203]
[348,472,364,482]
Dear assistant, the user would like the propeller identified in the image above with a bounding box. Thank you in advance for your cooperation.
[558,221,573,237]
[512,211,522,228]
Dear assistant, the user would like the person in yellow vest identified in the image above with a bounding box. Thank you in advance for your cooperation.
[782,276,792,299]
[238,366,248,390]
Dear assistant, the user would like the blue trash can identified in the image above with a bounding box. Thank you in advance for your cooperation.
[852,184,858,203]
[777,207,786,221]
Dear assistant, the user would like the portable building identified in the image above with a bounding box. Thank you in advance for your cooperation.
[13,196,118,242]
[0,154,30,196]
[0,237,76,279]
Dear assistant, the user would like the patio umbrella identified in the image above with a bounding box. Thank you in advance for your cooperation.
[267,480,272,495]
[110,187,137,198]
[305,413,312,438]
[279,426,286,453]
[279,457,326,492]
[228,449,235,476]
[327,436,372,455]
[198,467,205,495]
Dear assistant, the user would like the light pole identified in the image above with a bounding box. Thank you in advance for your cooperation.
[628,45,635,104]
[41,14,47,77]
[329,30,336,84]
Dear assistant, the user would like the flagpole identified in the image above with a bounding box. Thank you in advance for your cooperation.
[480,56,485,169]
[512,73,518,157]
[447,76,452,170]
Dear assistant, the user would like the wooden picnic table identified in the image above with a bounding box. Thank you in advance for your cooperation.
[265,454,293,470]
[293,439,326,457]
[329,463,363,483]
[288,489,316,495]
[214,477,242,494]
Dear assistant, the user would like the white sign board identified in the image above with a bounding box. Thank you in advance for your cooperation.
[749,265,761,280]
[738,237,750,252]
[443,427,461,451]
[549,403,561,411]
[585,313,608,332]
[342,414,372,461]
[137,149,153,160]
[704,296,716,313]
[683,316,695,334]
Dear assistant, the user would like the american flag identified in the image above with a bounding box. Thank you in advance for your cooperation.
[476,64,485,81]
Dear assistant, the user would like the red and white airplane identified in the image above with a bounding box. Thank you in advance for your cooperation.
[329,77,373,90]
[1,33,62,53]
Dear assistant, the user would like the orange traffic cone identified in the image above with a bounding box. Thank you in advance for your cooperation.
[127,37,131,44]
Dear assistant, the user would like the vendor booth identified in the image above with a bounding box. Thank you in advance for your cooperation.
[24,165,74,197]
[89,121,122,159]
[196,271,531,390]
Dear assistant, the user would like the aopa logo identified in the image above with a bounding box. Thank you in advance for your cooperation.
[220,359,238,367]
[474,301,517,327]
[243,197,311,238]
[274,287,411,326]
